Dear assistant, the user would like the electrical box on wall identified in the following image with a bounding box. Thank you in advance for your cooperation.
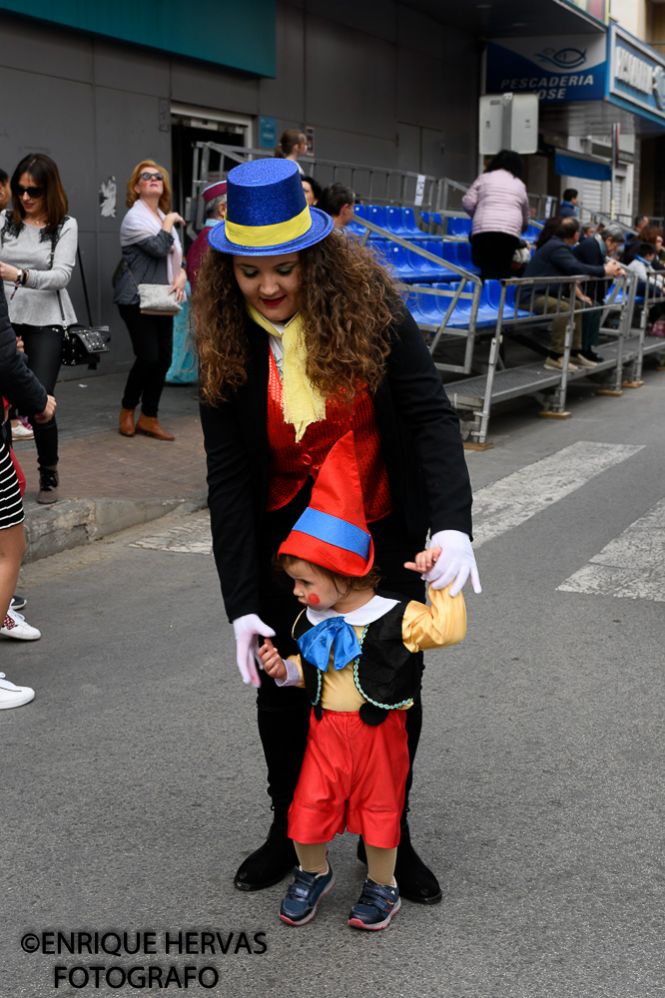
[479,93,539,155]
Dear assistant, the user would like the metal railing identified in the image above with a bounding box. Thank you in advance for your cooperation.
[444,274,636,446]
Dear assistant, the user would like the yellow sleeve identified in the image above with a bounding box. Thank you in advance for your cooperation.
[402,584,467,653]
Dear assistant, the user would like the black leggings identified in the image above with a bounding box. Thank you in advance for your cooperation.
[118,304,173,418]
[470,232,520,281]
[14,324,63,470]
[255,483,426,816]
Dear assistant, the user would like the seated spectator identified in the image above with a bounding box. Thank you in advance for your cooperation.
[627,242,665,328]
[637,226,664,270]
[318,183,356,228]
[462,149,529,281]
[186,180,227,294]
[559,188,579,218]
[627,242,664,291]
[523,216,622,371]
[301,175,322,207]
[574,223,625,362]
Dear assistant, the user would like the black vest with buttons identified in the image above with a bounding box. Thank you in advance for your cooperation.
[293,604,419,726]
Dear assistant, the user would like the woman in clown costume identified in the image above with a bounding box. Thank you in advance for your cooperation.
[195,157,480,905]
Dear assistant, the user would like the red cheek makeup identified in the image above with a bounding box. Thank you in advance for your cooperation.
[307,593,320,606]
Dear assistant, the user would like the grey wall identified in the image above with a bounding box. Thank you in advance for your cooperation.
[0,4,479,371]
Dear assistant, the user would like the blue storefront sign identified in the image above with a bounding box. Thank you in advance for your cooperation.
[486,33,607,102]
[259,116,277,150]
[608,24,665,126]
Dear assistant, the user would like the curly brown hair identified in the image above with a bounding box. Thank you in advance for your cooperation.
[194,234,404,406]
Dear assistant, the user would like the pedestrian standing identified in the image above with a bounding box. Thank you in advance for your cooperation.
[0,154,77,503]
[462,150,530,281]
[113,159,186,441]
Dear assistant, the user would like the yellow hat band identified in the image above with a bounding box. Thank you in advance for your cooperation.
[224,204,312,248]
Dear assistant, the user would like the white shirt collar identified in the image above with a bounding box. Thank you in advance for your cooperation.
[306,594,399,627]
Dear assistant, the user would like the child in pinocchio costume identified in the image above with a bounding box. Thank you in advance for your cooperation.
[257,433,466,931]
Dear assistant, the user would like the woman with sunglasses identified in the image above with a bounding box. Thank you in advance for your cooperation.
[195,159,481,905]
[0,154,77,503]
[113,160,186,440]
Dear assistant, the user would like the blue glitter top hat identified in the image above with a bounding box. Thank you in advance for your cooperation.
[208,158,333,256]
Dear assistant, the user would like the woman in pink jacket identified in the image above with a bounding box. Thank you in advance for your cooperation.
[462,150,530,281]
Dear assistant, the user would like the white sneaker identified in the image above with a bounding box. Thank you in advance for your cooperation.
[544,355,578,372]
[0,608,41,640]
[571,352,598,369]
[10,419,34,441]
[0,673,35,709]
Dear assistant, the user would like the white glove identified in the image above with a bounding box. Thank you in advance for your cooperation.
[425,529,481,597]
[232,613,276,687]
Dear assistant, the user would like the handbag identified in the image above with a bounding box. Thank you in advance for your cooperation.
[54,239,111,369]
[137,282,182,316]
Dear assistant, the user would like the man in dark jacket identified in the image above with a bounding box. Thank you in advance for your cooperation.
[574,224,625,361]
[523,217,623,370]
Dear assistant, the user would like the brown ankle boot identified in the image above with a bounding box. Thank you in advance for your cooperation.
[119,408,136,437]
[135,414,175,441]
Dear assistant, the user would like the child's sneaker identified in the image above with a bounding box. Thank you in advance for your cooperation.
[279,864,334,926]
[348,879,401,931]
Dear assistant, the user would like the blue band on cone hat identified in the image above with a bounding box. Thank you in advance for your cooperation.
[278,432,374,577]
[208,158,333,256]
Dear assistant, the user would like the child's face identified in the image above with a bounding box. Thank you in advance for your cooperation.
[284,559,341,610]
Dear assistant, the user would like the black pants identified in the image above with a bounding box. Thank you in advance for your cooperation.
[118,304,173,417]
[255,482,426,816]
[14,324,63,471]
[470,232,520,281]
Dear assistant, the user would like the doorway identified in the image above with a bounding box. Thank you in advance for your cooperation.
[171,104,252,244]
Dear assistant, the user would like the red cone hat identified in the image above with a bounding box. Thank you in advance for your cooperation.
[278,432,374,577]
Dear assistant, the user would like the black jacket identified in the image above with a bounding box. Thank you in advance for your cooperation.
[574,236,610,302]
[294,601,418,726]
[0,282,47,415]
[199,308,473,621]
[524,237,606,283]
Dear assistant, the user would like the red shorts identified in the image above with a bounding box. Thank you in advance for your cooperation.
[288,708,410,849]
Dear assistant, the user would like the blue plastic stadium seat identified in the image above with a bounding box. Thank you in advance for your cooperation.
[447,216,472,236]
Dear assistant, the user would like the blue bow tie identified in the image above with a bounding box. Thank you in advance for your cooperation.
[297,616,361,672]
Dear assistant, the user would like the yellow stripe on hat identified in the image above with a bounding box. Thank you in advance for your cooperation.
[224,204,312,248]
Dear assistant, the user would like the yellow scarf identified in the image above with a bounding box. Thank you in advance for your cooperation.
[247,304,326,442]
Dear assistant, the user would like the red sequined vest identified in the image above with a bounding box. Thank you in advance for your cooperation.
[266,350,392,521]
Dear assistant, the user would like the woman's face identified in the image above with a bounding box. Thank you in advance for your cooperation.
[135,167,164,201]
[232,252,301,322]
[17,172,45,220]
[302,180,315,206]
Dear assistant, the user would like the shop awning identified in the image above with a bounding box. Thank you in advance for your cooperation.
[554,149,612,180]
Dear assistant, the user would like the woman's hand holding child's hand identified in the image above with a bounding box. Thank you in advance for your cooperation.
[404,546,442,574]
[258,638,287,681]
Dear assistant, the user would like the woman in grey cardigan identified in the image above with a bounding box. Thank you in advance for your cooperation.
[0,154,76,504]
[113,159,186,441]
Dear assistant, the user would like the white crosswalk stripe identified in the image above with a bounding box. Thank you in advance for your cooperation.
[472,441,644,549]
[133,441,645,562]
[558,497,665,602]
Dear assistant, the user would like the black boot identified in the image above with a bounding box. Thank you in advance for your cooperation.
[234,808,297,891]
[356,822,442,905]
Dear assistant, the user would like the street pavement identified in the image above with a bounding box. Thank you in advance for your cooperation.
[3,366,665,997]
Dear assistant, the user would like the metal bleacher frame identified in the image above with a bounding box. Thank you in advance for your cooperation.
[445,274,636,447]
[620,277,665,386]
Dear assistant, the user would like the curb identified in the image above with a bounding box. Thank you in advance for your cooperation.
[23,494,207,564]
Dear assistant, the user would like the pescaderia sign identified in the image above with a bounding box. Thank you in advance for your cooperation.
[486,34,607,102]
[609,24,665,122]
